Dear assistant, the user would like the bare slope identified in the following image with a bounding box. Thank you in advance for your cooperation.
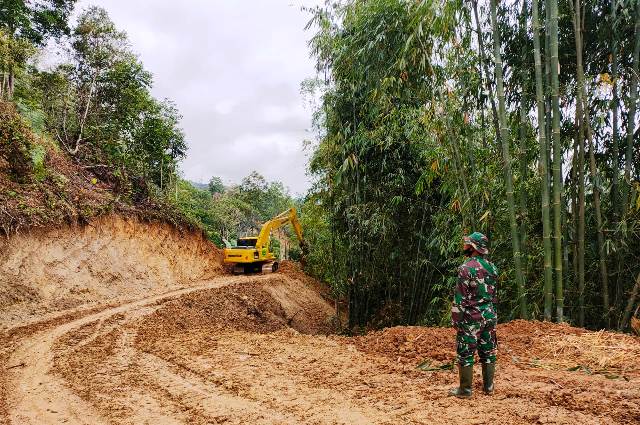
[0,215,224,329]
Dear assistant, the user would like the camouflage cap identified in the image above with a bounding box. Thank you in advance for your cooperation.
[463,232,489,255]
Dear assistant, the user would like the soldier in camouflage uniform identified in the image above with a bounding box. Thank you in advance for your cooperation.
[449,232,498,398]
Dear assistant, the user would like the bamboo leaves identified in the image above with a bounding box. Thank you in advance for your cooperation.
[304,0,640,330]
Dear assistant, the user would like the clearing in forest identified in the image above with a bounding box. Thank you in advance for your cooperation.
[1,219,638,424]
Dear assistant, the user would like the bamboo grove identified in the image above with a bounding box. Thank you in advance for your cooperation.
[301,0,640,331]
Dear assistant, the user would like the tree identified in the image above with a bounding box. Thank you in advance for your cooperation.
[305,0,493,327]
[208,177,225,195]
[62,6,127,155]
[0,0,76,98]
[27,7,186,197]
[0,29,36,99]
[131,99,186,188]
[569,0,609,325]
[0,0,76,44]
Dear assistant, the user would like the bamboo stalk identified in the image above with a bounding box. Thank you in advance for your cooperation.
[623,0,640,214]
[547,0,564,322]
[611,0,623,311]
[533,0,554,320]
[471,0,501,147]
[518,0,529,276]
[489,0,527,318]
[611,0,620,220]
[570,0,586,328]
[585,117,610,326]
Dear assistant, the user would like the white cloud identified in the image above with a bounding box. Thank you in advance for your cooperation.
[261,103,306,124]
[213,100,236,115]
[74,0,322,195]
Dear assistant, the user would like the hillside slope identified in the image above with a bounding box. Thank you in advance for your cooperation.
[0,101,192,235]
[0,215,224,329]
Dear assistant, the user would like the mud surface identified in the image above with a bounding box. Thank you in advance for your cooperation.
[2,270,639,424]
[1,220,639,424]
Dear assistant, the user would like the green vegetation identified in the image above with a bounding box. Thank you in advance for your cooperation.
[302,0,640,331]
[2,4,185,203]
[1,3,192,232]
[2,0,639,332]
[175,172,295,248]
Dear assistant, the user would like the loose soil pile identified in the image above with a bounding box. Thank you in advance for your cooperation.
[137,274,336,340]
[354,320,640,377]
[278,260,332,299]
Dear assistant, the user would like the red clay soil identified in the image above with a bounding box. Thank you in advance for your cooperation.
[278,260,333,299]
[354,320,640,377]
[3,267,639,424]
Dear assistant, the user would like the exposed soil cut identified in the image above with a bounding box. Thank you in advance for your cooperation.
[1,218,639,424]
[0,215,223,329]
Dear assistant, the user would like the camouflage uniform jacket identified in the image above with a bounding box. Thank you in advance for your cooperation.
[451,256,498,327]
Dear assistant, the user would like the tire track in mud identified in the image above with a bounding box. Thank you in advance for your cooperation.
[136,330,397,424]
[134,350,296,423]
[4,272,639,425]
[4,275,253,425]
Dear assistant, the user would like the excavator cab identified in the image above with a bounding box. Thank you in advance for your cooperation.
[223,208,305,274]
[236,237,258,248]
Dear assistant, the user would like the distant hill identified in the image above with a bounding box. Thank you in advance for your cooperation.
[189,181,209,191]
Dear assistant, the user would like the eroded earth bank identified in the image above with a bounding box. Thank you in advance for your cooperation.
[1,217,639,424]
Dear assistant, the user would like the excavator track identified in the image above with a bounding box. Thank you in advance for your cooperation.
[232,262,279,275]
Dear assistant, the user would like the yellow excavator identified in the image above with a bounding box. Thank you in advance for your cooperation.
[223,207,306,274]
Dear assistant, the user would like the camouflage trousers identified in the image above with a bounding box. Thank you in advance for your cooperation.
[455,321,497,367]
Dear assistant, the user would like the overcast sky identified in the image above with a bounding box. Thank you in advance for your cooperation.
[73,0,320,195]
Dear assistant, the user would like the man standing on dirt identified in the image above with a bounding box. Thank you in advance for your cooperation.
[449,232,498,398]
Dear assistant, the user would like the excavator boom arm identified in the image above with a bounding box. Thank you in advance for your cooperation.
[255,208,304,251]
[223,207,307,273]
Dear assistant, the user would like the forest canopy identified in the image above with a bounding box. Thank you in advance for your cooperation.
[300,0,640,331]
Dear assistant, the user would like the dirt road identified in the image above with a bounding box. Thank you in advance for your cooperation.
[2,272,639,425]
[5,276,249,424]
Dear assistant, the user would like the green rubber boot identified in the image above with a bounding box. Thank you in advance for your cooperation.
[482,363,495,395]
[449,365,473,398]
